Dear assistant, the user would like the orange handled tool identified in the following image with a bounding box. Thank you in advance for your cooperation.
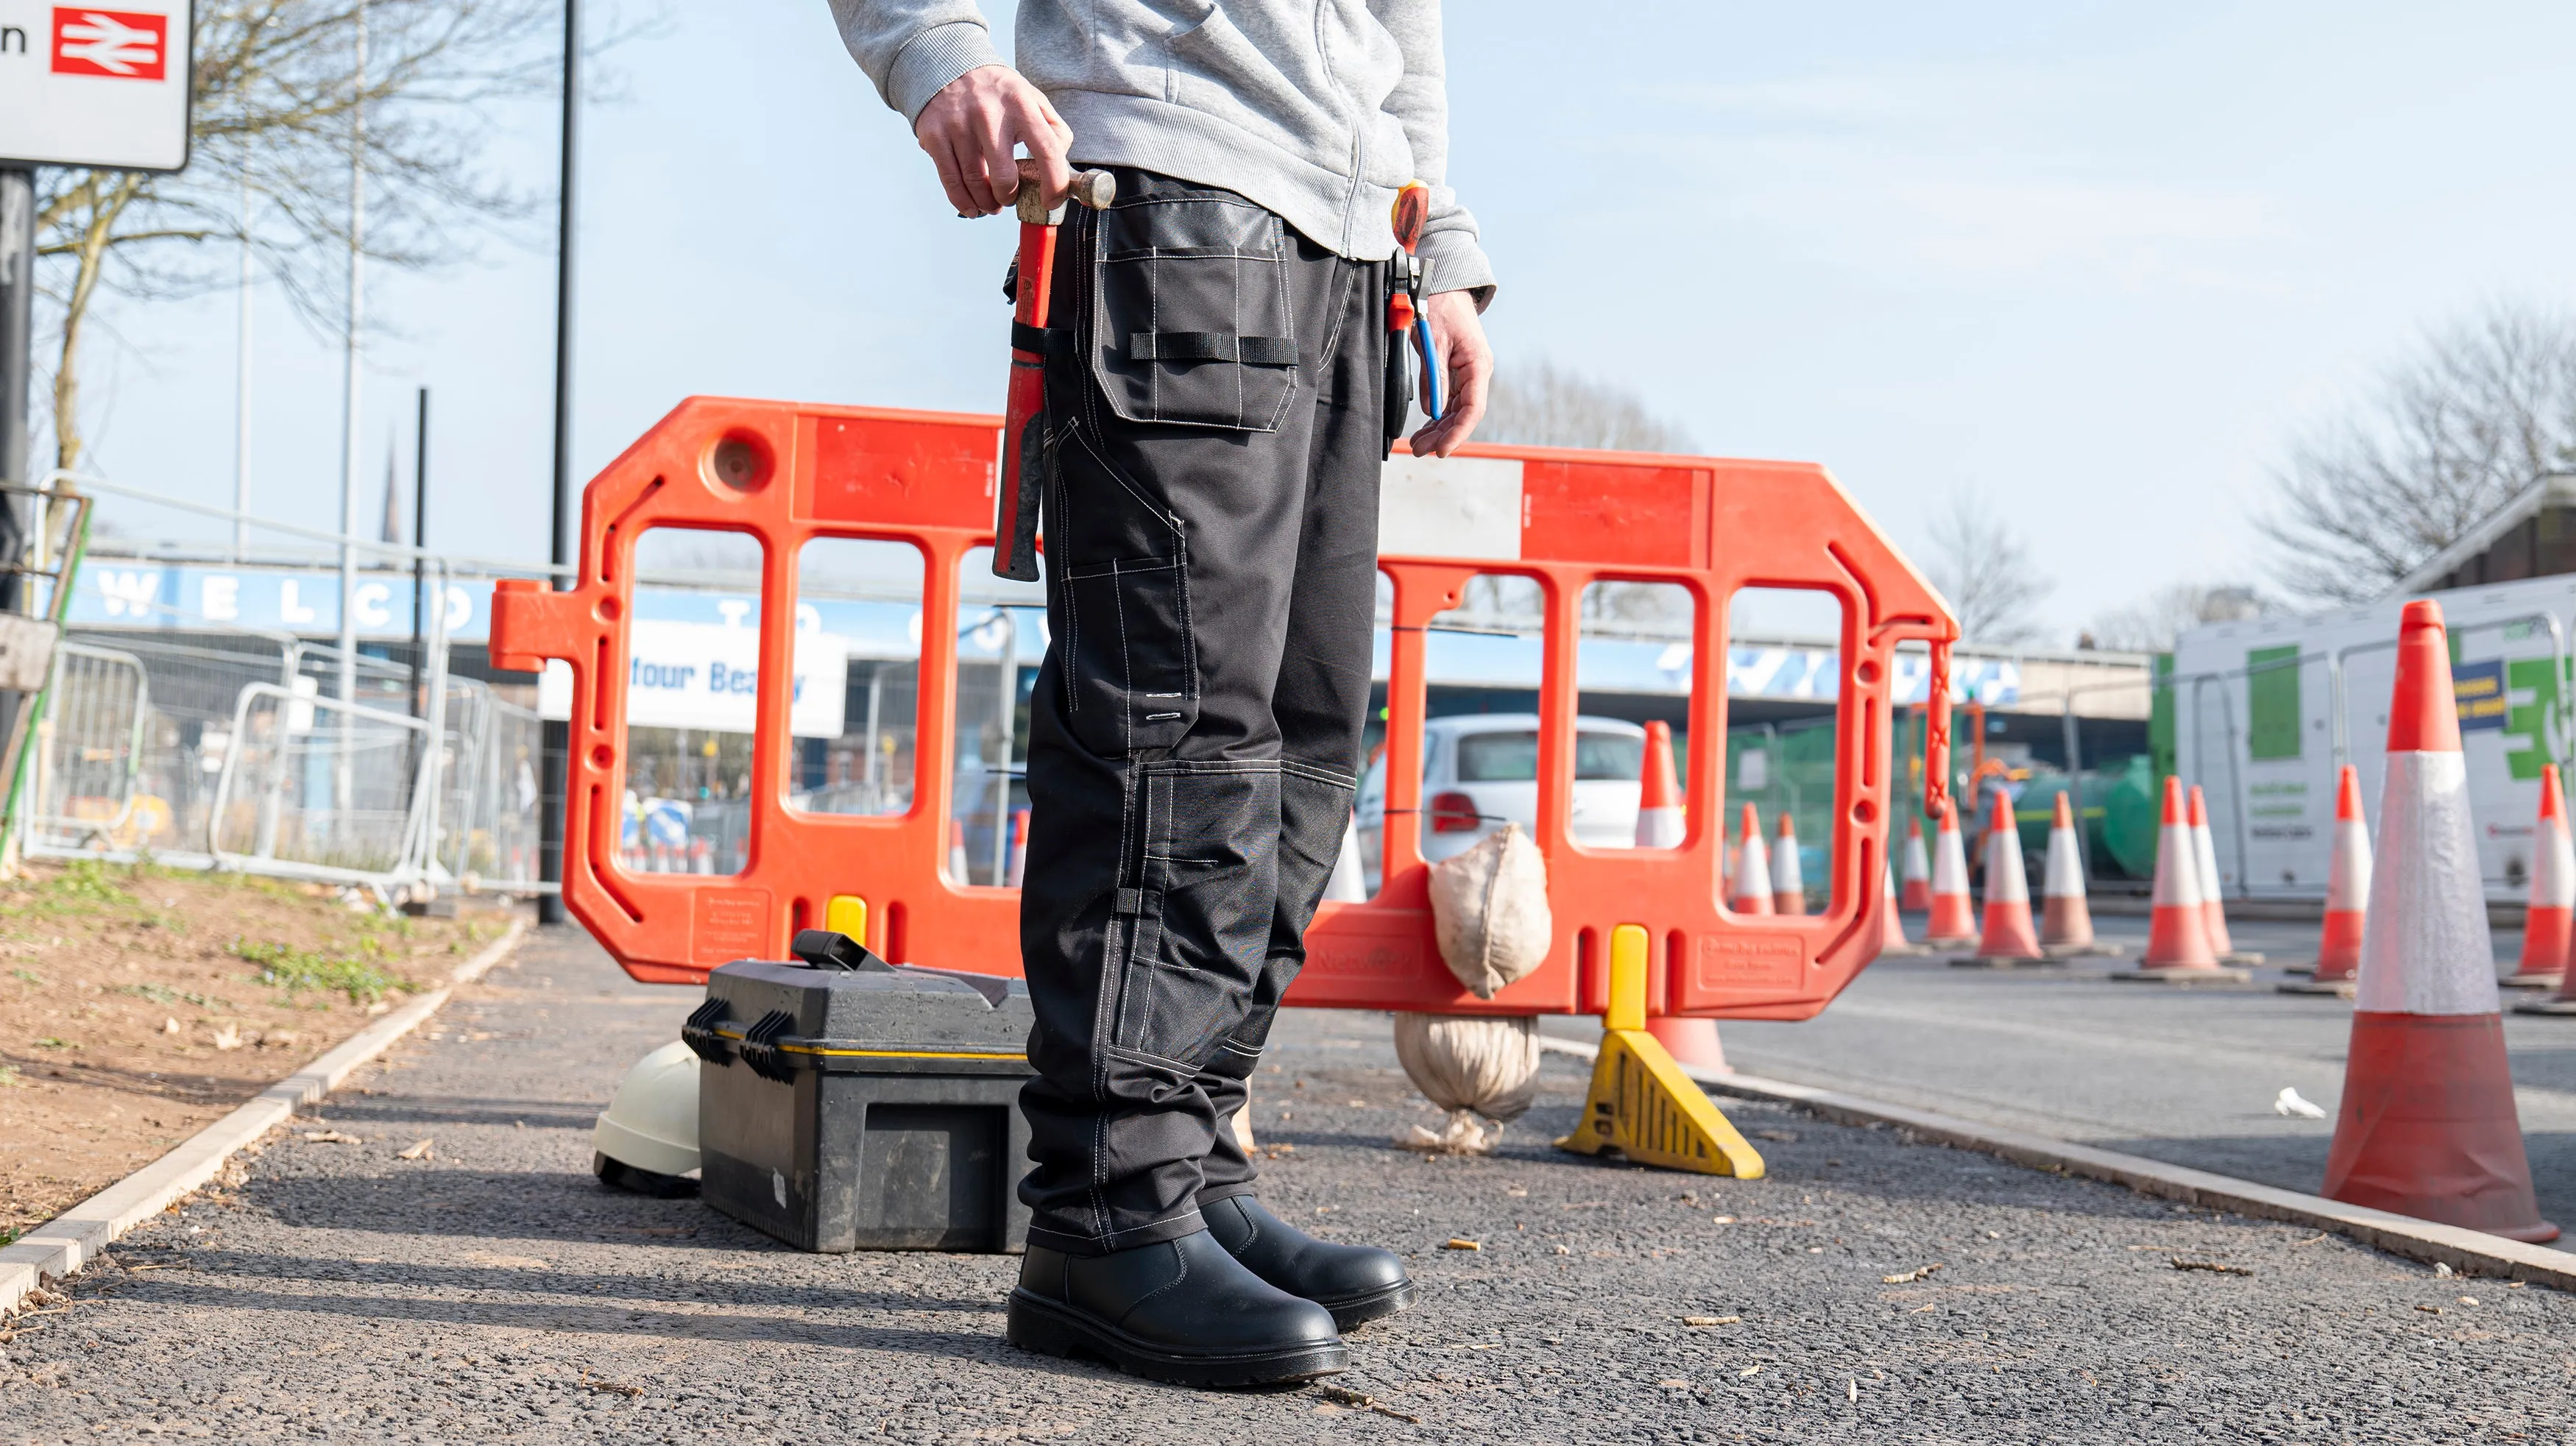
[1387,181,1439,422]
[994,166,1116,581]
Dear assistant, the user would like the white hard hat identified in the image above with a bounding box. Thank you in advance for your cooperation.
[592,1039,701,1192]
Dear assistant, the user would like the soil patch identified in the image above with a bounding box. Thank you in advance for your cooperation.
[0,860,505,1242]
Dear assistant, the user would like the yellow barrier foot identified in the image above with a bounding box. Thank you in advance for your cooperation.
[1554,1026,1766,1177]
[1552,924,1765,1177]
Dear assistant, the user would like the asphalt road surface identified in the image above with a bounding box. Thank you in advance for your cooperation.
[1608,912,2576,1231]
[7,924,2575,1444]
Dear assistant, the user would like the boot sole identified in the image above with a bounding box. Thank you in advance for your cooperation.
[1318,1279,1417,1332]
[1005,1290,1350,1388]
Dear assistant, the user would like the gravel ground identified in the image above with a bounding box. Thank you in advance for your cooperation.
[7,924,2575,1445]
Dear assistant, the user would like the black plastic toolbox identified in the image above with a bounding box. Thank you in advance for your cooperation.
[687,930,1036,1253]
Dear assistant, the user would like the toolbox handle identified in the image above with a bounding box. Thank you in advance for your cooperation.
[791,929,896,973]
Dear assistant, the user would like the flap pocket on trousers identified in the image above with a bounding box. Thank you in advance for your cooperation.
[1091,197,1297,433]
[1061,555,1195,754]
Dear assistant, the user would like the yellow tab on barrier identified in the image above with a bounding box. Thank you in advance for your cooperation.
[827,895,868,946]
[1556,924,1766,1177]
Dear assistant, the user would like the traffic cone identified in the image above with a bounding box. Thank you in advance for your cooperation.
[1924,799,1977,947]
[1636,720,1685,848]
[1961,788,2042,963]
[949,818,972,884]
[2191,785,2262,964]
[1326,810,1368,902]
[2505,765,2572,989]
[2039,792,2106,955]
[1875,848,1931,957]
[1730,804,1774,915]
[1646,1017,1730,1072]
[2324,599,2556,1241]
[1899,816,1933,912]
[2112,776,2243,980]
[1005,808,1030,888]
[1770,811,1805,915]
[2282,765,2370,996]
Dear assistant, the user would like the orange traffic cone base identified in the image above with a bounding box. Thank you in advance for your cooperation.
[2323,1013,2558,1242]
[1645,1016,1730,1073]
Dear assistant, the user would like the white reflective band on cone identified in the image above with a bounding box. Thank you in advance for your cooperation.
[1771,832,1804,894]
[2042,826,2083,899]
[1985,826,2029,903]
[1930,825,1968,896]
[1737,829,1772,898]
[2328,817,2372,910]
[1637,808,1685,849]
[2537,815,2576,910]
[2357,751,2500,1017]
[2152,822,2202,908]
[1903,831,1931,884]
[2193,817,2226,910]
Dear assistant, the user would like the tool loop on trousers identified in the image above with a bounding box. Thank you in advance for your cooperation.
[1125,332,1298,365]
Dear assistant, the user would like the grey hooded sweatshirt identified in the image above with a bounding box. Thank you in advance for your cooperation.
[827,1,1494,303]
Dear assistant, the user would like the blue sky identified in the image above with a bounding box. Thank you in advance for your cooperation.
[49,0,2576,643]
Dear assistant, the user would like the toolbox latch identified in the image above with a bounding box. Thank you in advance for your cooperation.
[682,998,732,1066]
[739,1009,801,1083]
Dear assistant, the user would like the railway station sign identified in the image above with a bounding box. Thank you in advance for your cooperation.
[0,4,195,171]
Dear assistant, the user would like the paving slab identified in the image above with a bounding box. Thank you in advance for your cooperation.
[6,924,2575,1444]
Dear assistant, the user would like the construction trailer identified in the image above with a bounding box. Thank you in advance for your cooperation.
[2173,574,2576,903]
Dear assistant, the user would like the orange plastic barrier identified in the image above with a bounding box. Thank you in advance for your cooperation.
[489,399,1957,1022]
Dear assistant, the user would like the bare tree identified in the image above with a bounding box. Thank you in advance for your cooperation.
[2260,300,2576,606]
[1478,360,1694,456]
[1924,487,2052,645]
[2086,583,2268,653]
[31,0,561,475]
[1455,361,1694,631]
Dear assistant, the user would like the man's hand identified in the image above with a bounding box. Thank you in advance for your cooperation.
[914,65,1072,217]
[1409,290,1493,457]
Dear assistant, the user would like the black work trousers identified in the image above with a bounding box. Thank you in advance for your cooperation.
[1016,169,1386,1256]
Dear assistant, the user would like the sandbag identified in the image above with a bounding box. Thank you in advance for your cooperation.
[1427,823,1551,999]
[1392,1012,1541,1155]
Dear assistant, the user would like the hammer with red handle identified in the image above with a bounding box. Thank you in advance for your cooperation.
[993,165,1117,582]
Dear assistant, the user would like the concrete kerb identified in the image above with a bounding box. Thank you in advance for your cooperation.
[1536,1035,2576,1291]
[0,913,531,1316]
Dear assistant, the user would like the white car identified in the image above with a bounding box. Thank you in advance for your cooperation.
[1354,713,1649,893]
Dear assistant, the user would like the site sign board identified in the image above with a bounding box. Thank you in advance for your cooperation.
[0,4,195,171]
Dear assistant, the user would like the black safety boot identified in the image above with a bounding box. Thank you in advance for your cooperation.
[1006,1228,1348,1387]
[1203,1194,1416,1330]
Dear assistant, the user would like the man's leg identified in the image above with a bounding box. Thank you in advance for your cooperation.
[1015,170,1362,1256]
[1196,244,1389,1205]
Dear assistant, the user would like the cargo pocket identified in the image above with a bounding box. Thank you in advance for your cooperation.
[1059,549,1195,755]
[1090,196,1298,432]
[1111,763,1280,1074]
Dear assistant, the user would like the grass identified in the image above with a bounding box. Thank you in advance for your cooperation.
[0,1226,18,1248]
[32,1037,78,1050]
[9,967,37,985]
[231,938,406,1004]
[0,1063,24,1088]
[116,982,230,1010]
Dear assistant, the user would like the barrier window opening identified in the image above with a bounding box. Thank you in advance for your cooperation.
[953,546,1041,887]
[1726,586,1847,915]
[783,536,927,829]
[616,525,769,879]
[1572,579,1699,854]
[1356,571,1560,893]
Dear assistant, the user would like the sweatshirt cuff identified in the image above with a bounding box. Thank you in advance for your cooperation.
[887,21,1005,125]
[1418,230,1498,311]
